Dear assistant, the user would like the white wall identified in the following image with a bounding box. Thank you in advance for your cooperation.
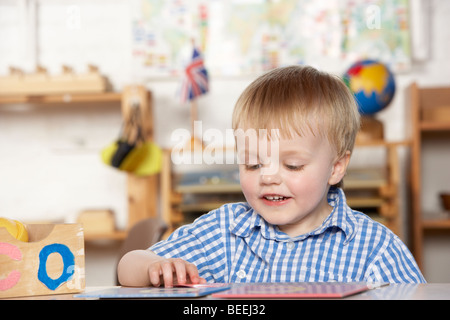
[1,0,450,284]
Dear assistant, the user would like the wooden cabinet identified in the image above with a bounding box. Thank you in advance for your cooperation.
[0,87,158,240]
[409,83,450,269]
[345,140,408,238]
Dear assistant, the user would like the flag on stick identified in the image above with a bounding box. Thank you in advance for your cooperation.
[180,47,209,103]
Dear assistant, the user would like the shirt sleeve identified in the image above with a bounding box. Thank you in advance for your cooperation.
[149,210,226,283]
[366,236,426,283]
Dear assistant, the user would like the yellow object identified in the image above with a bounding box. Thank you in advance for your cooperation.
[131,142,162,176]
[101,141,162,176]
[350,64,388,97]
[0,218,28,242]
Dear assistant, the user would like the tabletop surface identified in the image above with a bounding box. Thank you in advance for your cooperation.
[3,283,450,300]
[344,283,450,300]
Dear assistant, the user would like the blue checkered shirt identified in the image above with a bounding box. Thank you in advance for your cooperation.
[150,187,425,283]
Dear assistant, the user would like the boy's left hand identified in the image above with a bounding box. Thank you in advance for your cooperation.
[147,257,207,288]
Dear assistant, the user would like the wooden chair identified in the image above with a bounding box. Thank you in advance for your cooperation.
[115,217,167,284]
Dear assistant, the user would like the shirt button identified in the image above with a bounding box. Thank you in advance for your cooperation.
[286,241,295,250]
[236,269,246,279]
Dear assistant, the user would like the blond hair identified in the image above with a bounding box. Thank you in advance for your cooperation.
[232,65,360,159]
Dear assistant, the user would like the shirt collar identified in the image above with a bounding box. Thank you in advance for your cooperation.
[311,187,358,244]
[229,187,358,244]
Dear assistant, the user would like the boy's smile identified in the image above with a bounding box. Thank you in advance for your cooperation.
[260,194,292,206]
[238,129,350,238]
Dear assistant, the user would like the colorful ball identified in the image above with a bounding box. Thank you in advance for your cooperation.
[343,59,396,115]
[0,217,28,242]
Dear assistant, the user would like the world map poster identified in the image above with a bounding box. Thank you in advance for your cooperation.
[130,0,410,78]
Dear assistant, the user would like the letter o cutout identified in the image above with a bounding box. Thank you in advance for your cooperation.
[38,243,75,290]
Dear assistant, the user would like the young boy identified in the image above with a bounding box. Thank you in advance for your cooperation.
[117,65,425,287]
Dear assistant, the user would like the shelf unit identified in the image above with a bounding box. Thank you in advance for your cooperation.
[0,87,158,241]
[409,83,450,269]
[345,140,409,238]
[160,148,244,233]
[161,138,407,238]
[0,92,122,104]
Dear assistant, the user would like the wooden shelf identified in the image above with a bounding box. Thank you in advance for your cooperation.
[180,202,231,213]
[344,168,386,189]
[355,139,411,147]
[419,122,450,131]
[409,83,450,269]
[175,183,242,194]
[0,92,122,105]
[347,197,384,208]
[422,212,450,230]
[84,230,127,241]
[423,219,450,230]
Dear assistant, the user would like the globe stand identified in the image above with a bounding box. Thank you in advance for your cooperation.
[356,116,384,143]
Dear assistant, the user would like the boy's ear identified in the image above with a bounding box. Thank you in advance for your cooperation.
[328,151,351,186]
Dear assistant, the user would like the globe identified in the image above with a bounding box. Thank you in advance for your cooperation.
[343,59,396,115]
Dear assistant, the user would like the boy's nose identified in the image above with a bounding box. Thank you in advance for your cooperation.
[259,171,282,185]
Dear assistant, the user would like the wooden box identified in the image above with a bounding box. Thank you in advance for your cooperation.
[0,224,85,298]
[77,209,115,236]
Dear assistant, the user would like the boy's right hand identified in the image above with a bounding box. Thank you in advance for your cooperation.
[147,257,207,288]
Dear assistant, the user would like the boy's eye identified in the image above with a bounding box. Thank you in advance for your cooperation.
[245,164,262,170]
[285,164,304,171]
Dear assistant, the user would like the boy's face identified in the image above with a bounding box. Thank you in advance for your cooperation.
[238,129,350,237]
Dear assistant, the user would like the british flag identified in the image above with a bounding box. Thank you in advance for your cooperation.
[180,47,209,103]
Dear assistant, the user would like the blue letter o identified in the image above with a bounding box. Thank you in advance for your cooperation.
[38,243,75,290]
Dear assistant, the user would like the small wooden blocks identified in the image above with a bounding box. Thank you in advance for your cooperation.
[0,65,107,95]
